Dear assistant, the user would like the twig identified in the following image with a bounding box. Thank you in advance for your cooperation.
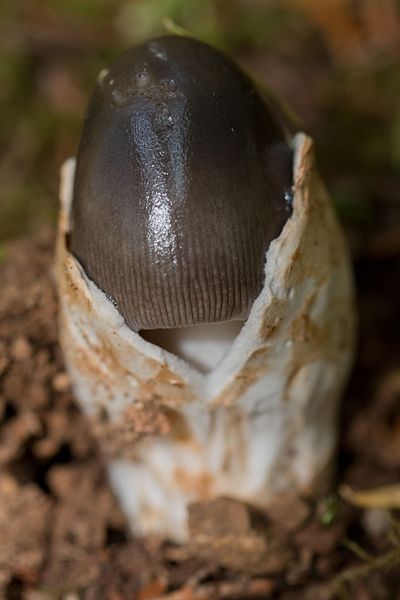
[331,547,400,594]
[341,538,372,562]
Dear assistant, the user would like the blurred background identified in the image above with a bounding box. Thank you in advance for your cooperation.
[1,0,399,255]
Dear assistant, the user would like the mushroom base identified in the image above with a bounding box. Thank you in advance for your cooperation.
[55,133,356,542]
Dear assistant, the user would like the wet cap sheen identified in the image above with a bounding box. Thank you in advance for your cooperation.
[70,35,293,331]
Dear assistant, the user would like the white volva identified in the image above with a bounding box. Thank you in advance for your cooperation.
[56,133,356,542]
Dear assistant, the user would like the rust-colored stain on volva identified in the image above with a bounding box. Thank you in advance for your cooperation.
[66,336,110,386]
[174,467,214,498]
[163,407,191,441]
[219,409,248,475]
[60,254,92,314]
[153,363,193,401]
[212,345,272,407]
[98,334,126,378]
[89,416,140,460]
[134,380,192,407]
[291,314,310,344]
[260,298,286,340]
[88,402,172,460]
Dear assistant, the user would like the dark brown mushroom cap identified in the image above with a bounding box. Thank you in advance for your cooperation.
[70,35,293,331]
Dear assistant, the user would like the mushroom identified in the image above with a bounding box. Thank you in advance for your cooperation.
[56,35,356,541]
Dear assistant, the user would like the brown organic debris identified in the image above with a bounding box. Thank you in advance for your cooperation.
[0,473,51,594]
[187,498,293,574]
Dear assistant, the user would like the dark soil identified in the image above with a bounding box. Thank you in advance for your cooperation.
[0,227,400,600]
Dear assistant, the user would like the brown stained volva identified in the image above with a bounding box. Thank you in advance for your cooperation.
[63,258,185,387]
[70,35,293,331]
[59,249,194,407]
[212,348,271,408]
[90,403,174,461]
[68,321,194,406]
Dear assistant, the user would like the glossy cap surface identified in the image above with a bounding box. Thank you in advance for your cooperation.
[70,35,292,330]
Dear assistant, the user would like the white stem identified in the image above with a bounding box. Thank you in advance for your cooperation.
[140,321,244,374]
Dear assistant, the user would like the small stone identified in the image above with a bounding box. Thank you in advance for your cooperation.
[188,497,294,574]
[189,496,252,537]
[294,518,347,555]
[266,493,311,532]
[11,337,32,361]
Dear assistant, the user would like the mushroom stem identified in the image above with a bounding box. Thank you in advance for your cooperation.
[56,133,355,542]
[140,321,244,374]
